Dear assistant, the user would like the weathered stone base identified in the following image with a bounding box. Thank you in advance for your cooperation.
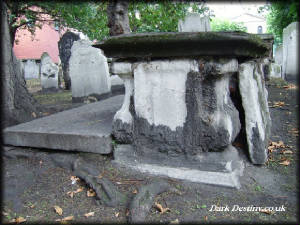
[72,92,112,103]
[113,144,244,189]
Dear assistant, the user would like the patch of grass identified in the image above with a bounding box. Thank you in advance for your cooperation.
[33,91,72,105]
[267,77,288,88]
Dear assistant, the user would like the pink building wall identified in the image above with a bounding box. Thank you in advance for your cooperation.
[13,23,62,63]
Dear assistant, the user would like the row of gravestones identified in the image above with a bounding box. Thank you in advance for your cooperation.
[271,22,299,81]
[21,31,124,100]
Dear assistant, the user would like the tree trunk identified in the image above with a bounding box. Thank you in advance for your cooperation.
[1,2,42,128]
[107,0,131,36]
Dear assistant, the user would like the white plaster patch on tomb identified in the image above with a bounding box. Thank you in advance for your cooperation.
[111,62,132,75]
[113,75,134,124]
[69,40,111,98]
[134,59,198,131]
[110,75,124,86]
[212,75,233,141]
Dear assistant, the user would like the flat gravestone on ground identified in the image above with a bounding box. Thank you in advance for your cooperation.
[69,40,111,103]
[58,32,80,90]
[3,95,124,154]
[40,52,59,92]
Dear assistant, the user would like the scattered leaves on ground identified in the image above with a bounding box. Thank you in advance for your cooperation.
[260,209,274,215]
[170,218,179,224]
[9,217,26,223]
[281,150,293,154]
[67,187,84,198]
[279,160,290,166]
[55,216,74,222]
[154,202,170,214]
[87,189,96,197]
[272,101,285,107]
[283,84,297,90]
[84,212,95,218]
[288,128,299,136]
[70,176,80,184]
[54,205,63,216]
[268,141,285,153]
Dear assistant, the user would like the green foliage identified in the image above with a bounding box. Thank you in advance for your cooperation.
[261,0,299,44]
[211,18,247,32]
[6,1,212,43]
[128,1,211,33]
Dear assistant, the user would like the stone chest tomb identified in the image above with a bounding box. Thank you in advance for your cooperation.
[93,32,272,188]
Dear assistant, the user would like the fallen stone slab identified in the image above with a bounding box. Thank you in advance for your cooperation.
[3,95,124,154]
[128,179,171,223]
[113,144,244,189]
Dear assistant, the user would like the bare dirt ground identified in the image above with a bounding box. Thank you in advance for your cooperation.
[1,78,299,224]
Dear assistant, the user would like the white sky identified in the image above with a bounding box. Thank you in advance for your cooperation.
[206,1,268,20]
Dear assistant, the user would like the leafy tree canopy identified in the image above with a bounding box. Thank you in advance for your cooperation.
[259,0,299,44]
[5,0,212,44]
[210,18,247,32]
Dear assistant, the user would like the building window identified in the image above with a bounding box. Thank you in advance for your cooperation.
[257,26,263,34]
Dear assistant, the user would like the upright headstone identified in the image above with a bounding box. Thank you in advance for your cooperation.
[40,52,59,92]
[23,59,40,79]
[58,32,80,90]
[282,22,299,82]
[178,13,211,32]
[69,40,111,102]
[274,45,283,65]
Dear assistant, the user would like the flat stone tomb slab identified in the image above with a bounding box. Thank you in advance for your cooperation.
[3,95,124,154]
[93,32,270,59]
[113,145,244,189]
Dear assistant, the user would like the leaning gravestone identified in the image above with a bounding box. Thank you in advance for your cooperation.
[178,13,211,32]
[40,52,59,92]
[69,40,111,102]
[58,32,80,90]
[282,22,299,81]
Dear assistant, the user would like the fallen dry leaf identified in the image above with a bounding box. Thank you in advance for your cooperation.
[30,204,35,209]
[67,191,74,198]
[279,160,290,166]
[115,212,119,217]
[260,209,273,215]
[155,202,170,214]
[281,150,293,154]
[43,112,50,116]
[10,217,27,223]
[84,212,95,218]
[270,141,285,148]
[70,176,80,184]
[32,112,37,118]
[283,84,297,90]
[126,209,130,217]
[204,216,208,221]
[170,218,179,224]
[272,101,285,107]
[56,216,74,222]
[54,205,63,216]
[132,189,138,194]
[87,189,96,197]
